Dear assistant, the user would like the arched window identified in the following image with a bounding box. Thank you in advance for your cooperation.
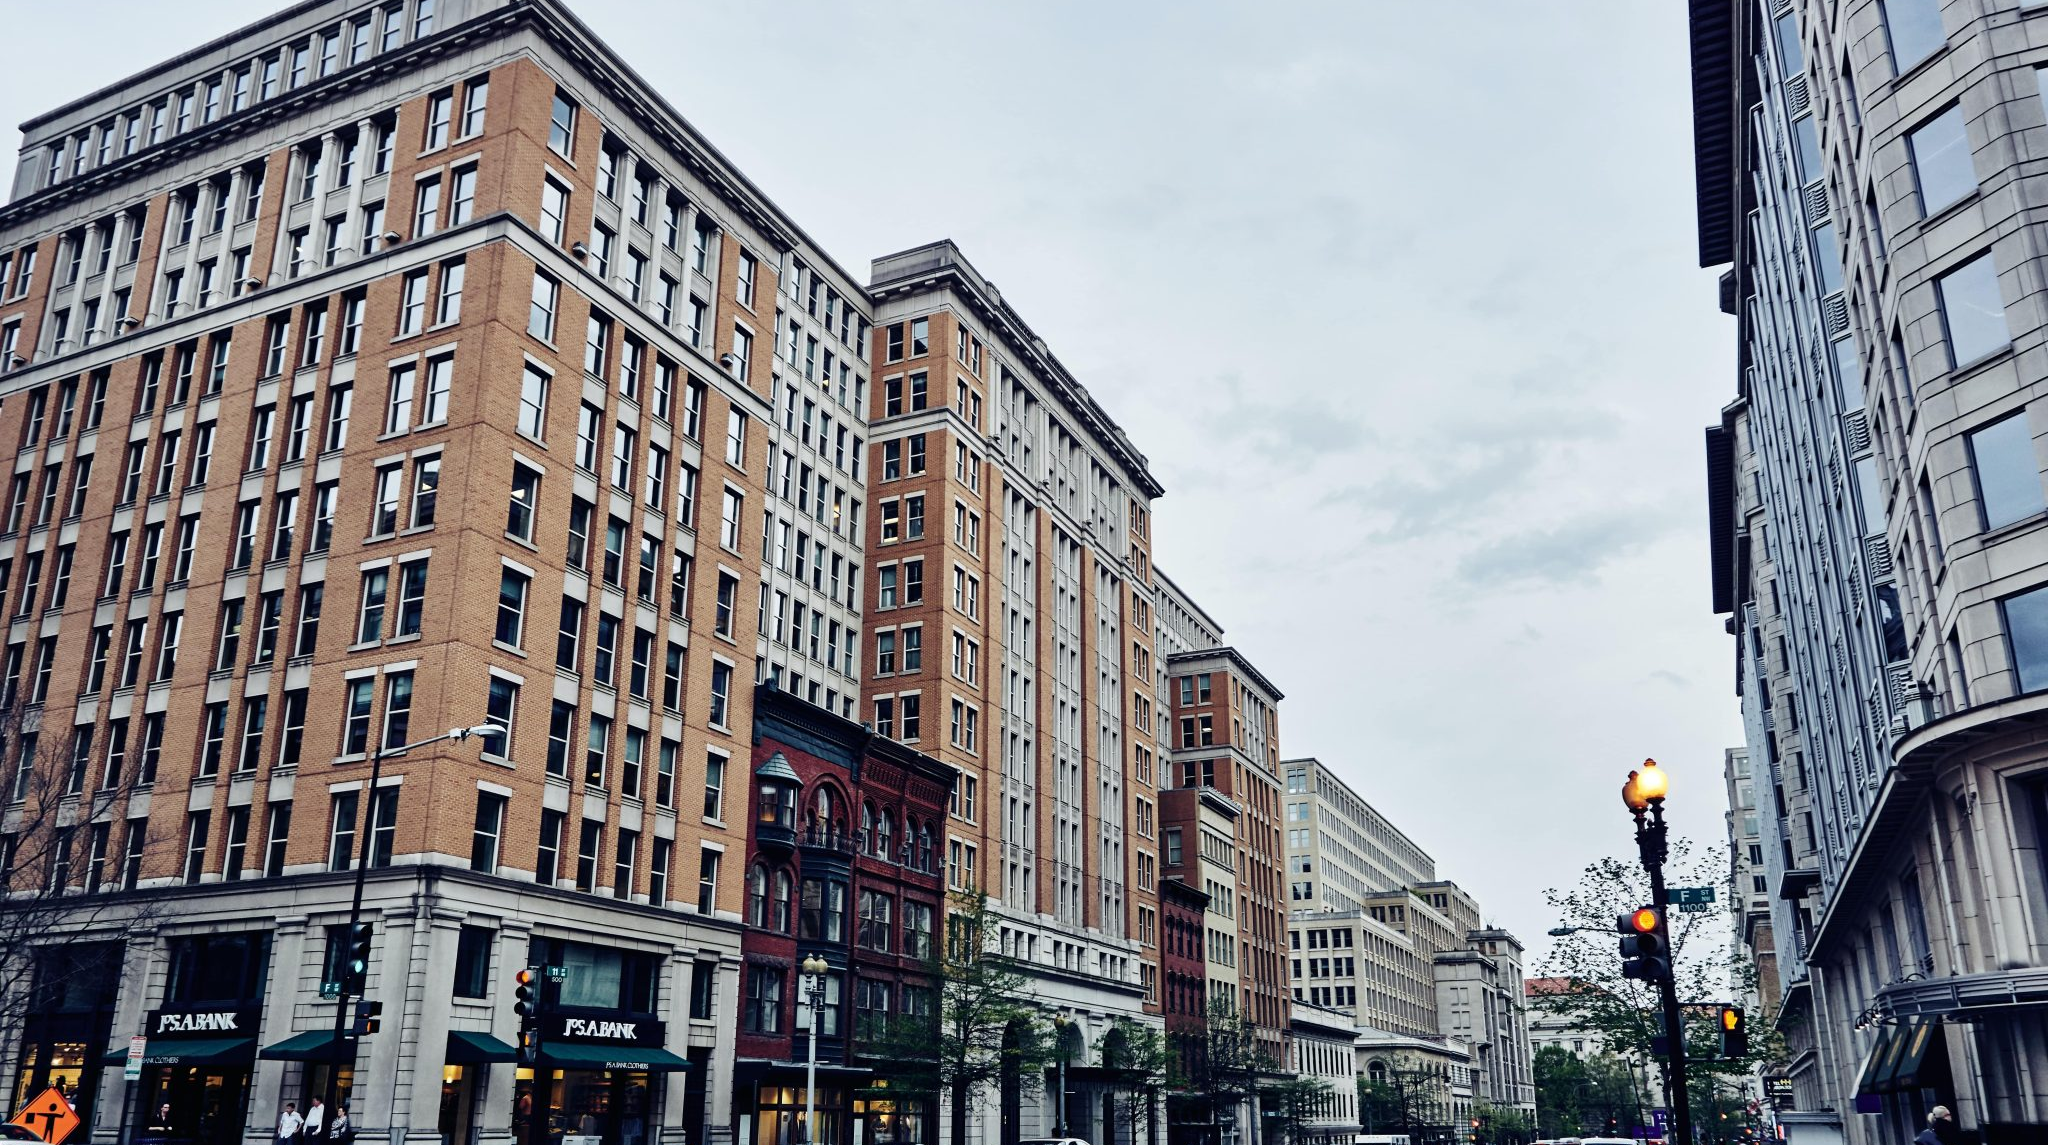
[1368,1059,1389,1084]
[877,809,894,858]
[772,868,794,931]
[860,801,875,852]
[747,863,769,928]
[810,786,835,839]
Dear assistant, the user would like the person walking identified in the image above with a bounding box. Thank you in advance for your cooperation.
[276,1103,303,1145]
[1915,1107,1954,1145]
[302,1098,326,1142]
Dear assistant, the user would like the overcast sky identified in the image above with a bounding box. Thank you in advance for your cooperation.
[1,1,1740,959]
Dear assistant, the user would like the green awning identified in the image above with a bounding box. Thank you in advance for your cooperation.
[1883,1020,1938,1094]
[538,1043,690,1072]
[260,1031,354,1062]
[1852,1027,1897,1096]
[446,1031,519,1065]
[100,1038,256,1067]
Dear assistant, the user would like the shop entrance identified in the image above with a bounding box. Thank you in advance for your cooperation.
[133,1065,252,1145]
[513,1069,655,1145]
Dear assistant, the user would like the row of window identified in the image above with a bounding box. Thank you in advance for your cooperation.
[38,0,441,190]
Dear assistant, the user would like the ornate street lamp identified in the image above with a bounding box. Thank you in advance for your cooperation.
[1053,1013,1072,1137]
[1620,759,1691,1145]
[802,955,831,1145]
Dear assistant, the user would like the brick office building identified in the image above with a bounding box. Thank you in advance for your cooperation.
[0,2,871,1145]
[860,240,1167,1145]
[0,5,1338,1145]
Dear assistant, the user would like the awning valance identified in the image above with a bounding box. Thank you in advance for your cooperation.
[101,1038,256,1067]
[446,1031,519,1065]
[539,1043,689,1072]
[260,1031,353,1062]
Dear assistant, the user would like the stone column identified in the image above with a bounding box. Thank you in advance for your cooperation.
[355,900,423,1145]
[260,916,313,1145]
[394,907,468,1145]
[475,919,533,1145]
[659,946,694,1145]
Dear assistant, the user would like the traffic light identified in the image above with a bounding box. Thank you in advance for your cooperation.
[514,968,541,1024]
[344,923,374,993]
[352,999,383,1037]
[1617,907,1670,982]
[1719,1006,1749,1058]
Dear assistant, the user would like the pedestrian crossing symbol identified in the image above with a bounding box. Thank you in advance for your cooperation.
[10,1087,80,1144]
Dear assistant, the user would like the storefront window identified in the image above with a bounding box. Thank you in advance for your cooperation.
[756,1086,844,1145]
[856,1085,925,1145]
[517,1067,655,1145]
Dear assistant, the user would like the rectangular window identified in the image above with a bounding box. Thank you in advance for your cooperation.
[1968,412,2044,529]
[1937,252,2010,367]
[461,79,489,136]
[2005,583,2048,693]
[471,792,507,873]
[1907,105,1975,215]
[1882,0,1946,70]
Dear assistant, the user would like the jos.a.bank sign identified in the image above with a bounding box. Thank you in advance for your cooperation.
[146,1009,257,1039]
[545,1014,666,1046]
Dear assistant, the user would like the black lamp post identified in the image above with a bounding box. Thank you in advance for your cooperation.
[1621,759,1691,1145]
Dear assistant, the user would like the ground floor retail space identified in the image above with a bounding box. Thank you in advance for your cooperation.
[732,1064,931,1145]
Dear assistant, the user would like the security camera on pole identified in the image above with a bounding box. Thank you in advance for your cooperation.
[1620,759,1692,1145]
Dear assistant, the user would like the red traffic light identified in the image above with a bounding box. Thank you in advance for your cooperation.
[1629,907,1660,933]
[515,968,536,987]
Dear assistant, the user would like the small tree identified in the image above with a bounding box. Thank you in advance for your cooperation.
[1472,1100,1533,1145]
[1359,1059,1453,1143]
[1098,1016,1172,1145]
[0,715,165,1081]
[1260,1076,1332,1145]
[1192,999,1276,1145]
[1533,840,1783,1136]
[861,890,1054,1145]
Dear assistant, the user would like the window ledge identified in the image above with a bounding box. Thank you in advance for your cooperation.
[1979,509,2048,544]
[492,640,526,658]
[1948,343,2016,383]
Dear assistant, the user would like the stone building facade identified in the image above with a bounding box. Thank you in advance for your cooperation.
[1694,0,2048,1142]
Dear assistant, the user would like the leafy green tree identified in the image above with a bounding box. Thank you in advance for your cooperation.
[1358,1060,1452,1139]
[1533,839,1783,1137]
[1472,1100,1533,1144]
[859,890,1054,1145]
[1534,1045,1647,1138]
[1187,999,1278,1145]
[1097,1016,1173,1145]
[1261,1076,1333,1145]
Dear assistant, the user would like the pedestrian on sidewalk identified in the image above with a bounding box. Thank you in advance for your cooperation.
[302,1097,326,1142]
[1914,1106,1954,1145]
[276,1103,303,1145]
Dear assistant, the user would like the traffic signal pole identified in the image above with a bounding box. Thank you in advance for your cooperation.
[1630,785,1693,1145]
[326,724,494,1128]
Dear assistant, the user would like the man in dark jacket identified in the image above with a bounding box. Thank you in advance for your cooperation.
[1914,1105,1953,1145]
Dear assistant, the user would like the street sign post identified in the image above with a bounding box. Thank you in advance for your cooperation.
[123,1037,145,1081]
